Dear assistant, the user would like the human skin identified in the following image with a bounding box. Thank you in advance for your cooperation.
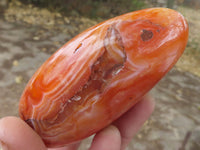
[0,96,154,150]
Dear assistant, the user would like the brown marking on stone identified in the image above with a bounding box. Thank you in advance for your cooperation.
[141,29,153,41]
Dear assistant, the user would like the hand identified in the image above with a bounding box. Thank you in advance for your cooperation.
[0,96,154,150]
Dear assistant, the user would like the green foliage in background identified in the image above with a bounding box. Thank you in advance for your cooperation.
[18,0,146,19]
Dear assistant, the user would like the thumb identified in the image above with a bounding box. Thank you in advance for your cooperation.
[0,116,47,150]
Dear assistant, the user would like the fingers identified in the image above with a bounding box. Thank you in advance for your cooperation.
[0,96,154,150]
[48,142,80,150]
[113,95,155,150]
[89,125,121,150]
[0,116,47,150]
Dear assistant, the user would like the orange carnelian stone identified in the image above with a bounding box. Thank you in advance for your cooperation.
[19,8,188,148]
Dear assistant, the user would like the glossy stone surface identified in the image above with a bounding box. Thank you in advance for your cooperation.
[19,8,188,148]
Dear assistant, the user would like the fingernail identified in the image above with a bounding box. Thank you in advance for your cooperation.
[0,141,8,150]
[101,125,120,136]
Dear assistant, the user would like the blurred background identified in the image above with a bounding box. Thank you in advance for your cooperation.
[0,0,199,149]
